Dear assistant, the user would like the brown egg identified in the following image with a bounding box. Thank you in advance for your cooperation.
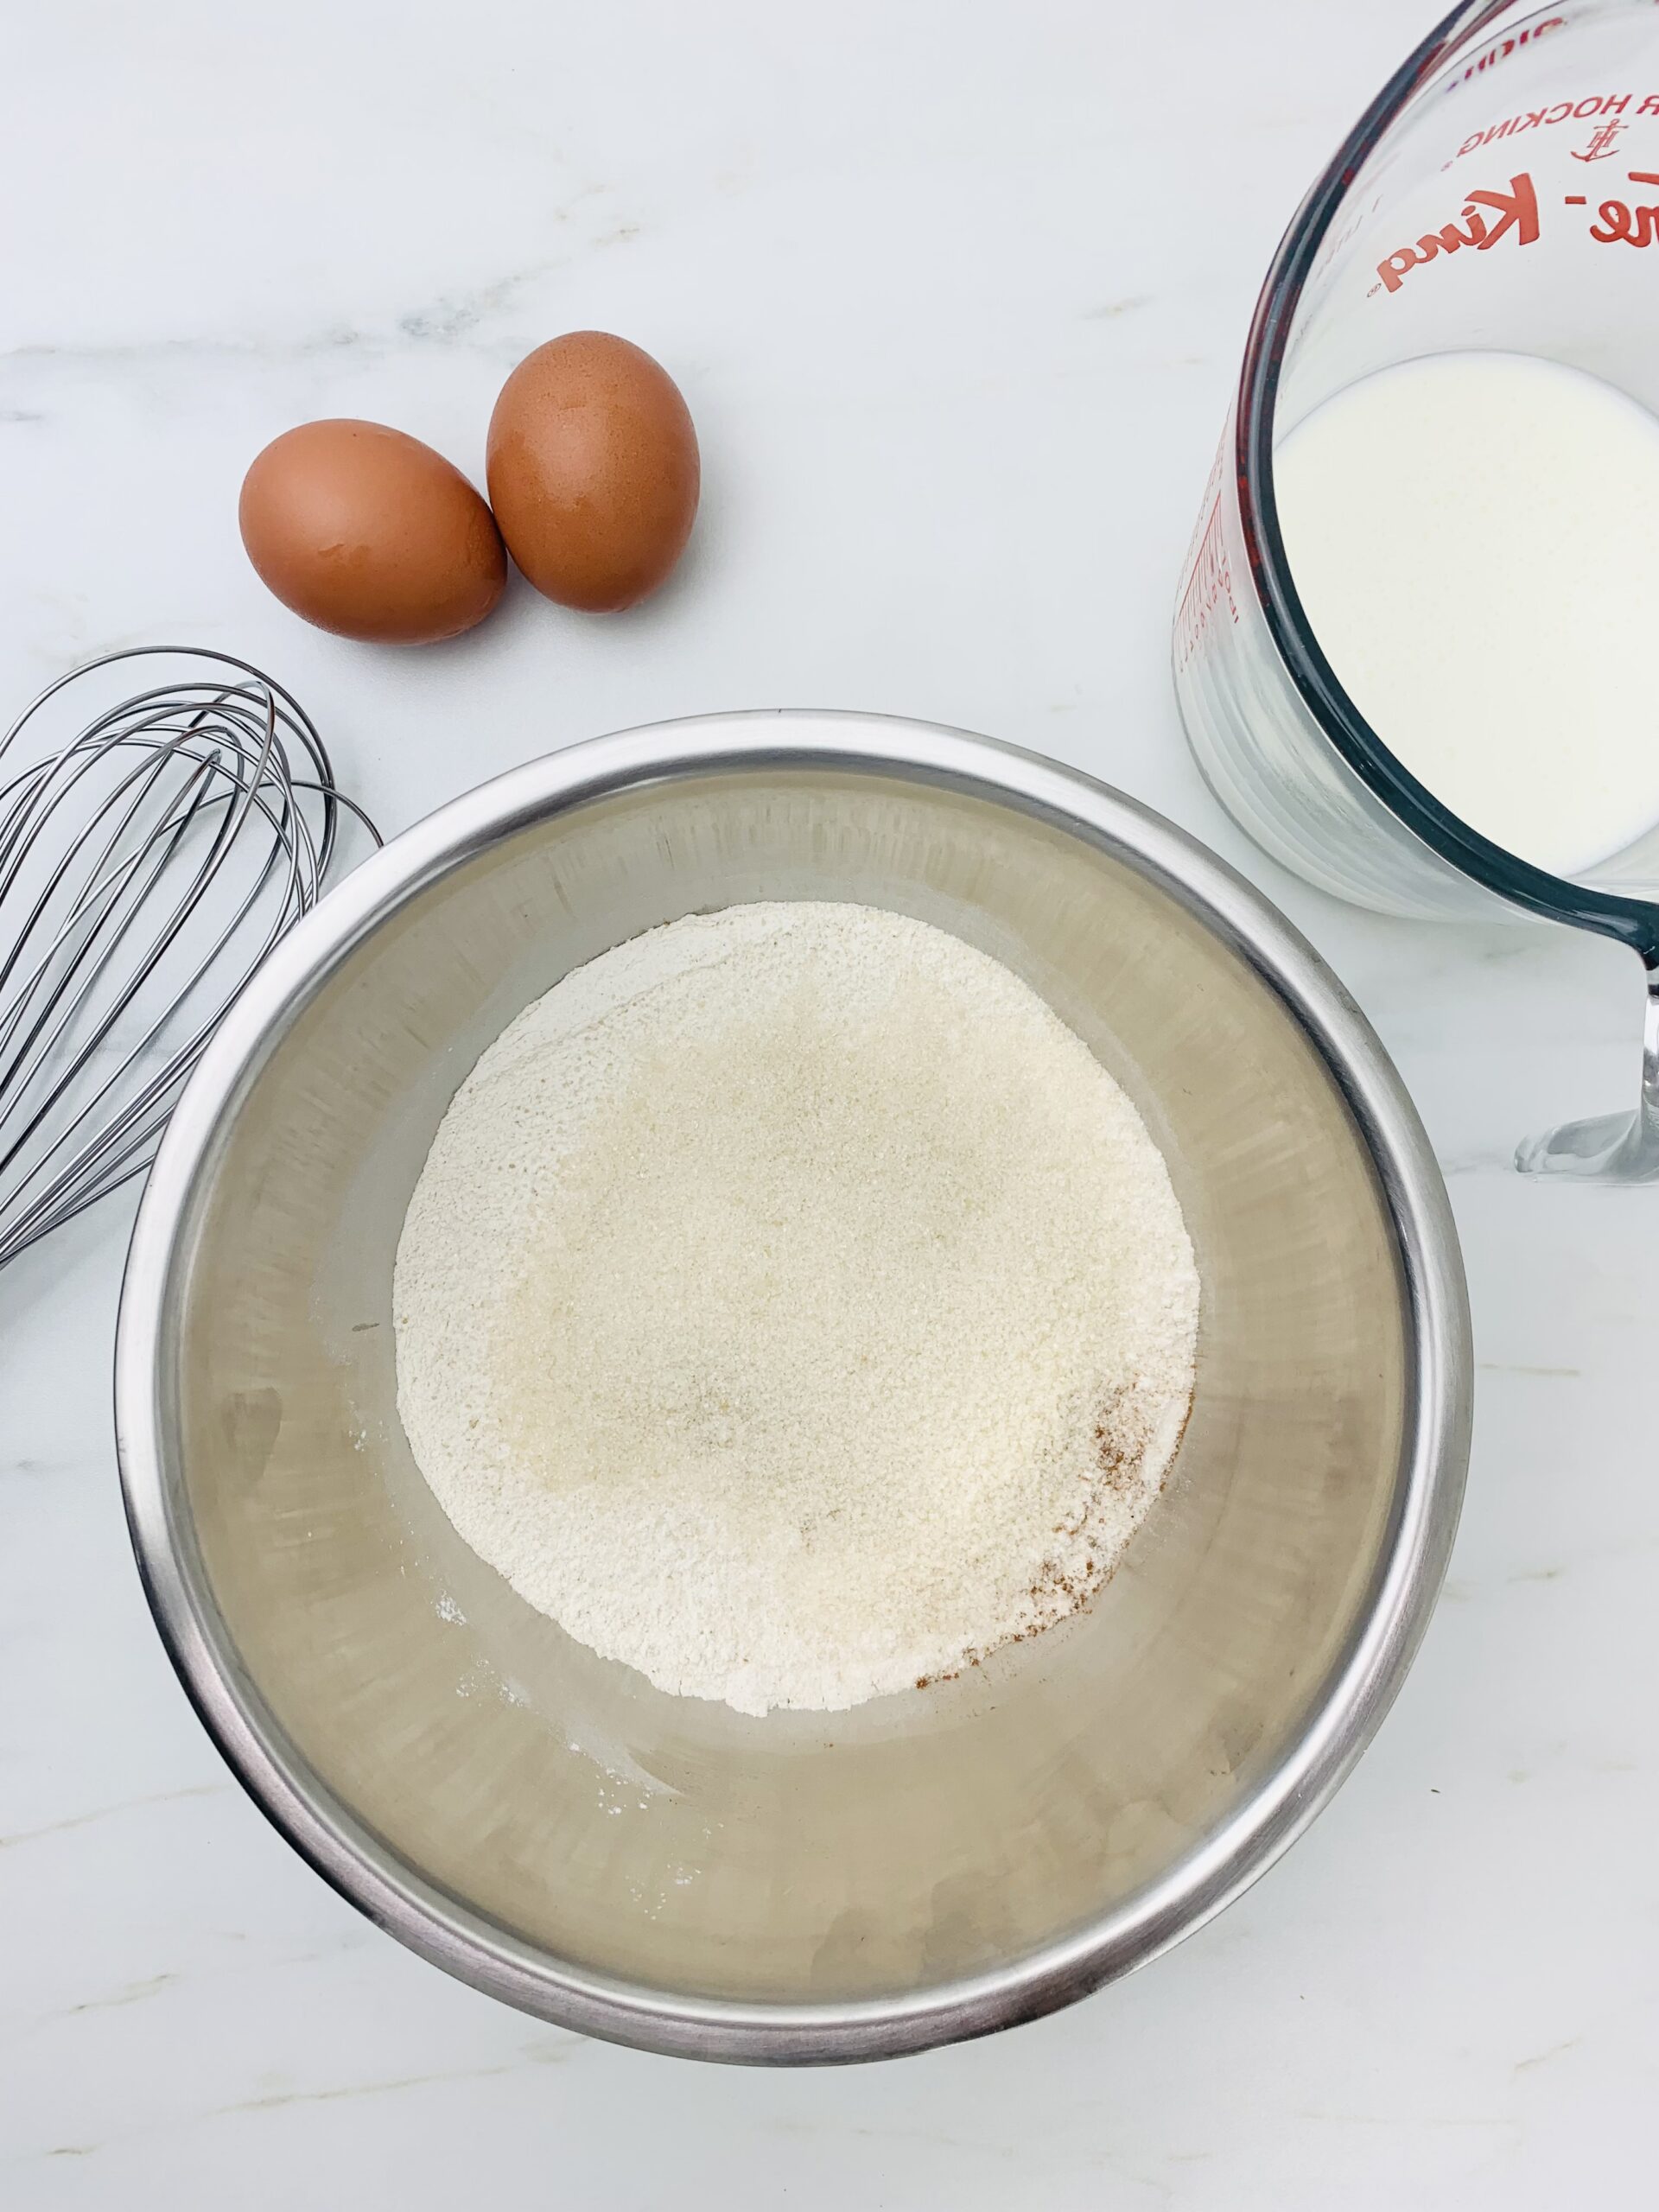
[239,420,506,644]
[486,334,699,612]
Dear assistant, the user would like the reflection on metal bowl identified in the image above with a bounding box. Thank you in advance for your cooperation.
[115,712,1470,2064]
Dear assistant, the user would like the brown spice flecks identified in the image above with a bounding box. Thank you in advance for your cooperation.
[1093,1386,1140,1493]
[931,1380,1190,1679]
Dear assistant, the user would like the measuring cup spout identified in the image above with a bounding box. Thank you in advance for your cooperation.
[1515,957,1659,1182]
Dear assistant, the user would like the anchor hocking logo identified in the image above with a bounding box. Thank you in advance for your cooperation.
[1572,118,1626,162]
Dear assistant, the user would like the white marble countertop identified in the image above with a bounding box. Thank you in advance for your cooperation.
[3,2,1655,2203]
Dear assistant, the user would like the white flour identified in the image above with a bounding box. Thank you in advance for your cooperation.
[394,902,1198,1715]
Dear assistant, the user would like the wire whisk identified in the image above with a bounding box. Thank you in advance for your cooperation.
[0,646,377,1271]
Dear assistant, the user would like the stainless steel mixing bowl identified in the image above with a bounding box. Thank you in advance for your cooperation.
[115,712,1470,2064]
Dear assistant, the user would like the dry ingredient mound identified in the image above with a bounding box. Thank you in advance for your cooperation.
[394,902,1198,1716]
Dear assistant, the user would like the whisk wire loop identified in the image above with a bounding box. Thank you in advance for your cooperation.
[0,648,375,1269]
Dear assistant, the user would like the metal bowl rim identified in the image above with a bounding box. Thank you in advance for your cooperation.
[113,709,1471,2065]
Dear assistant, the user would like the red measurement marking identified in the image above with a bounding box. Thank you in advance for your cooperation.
[1447,16,1564,93]
[1174,494,1237,671]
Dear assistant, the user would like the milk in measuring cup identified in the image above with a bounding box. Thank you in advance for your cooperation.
[1274,350,1659,880]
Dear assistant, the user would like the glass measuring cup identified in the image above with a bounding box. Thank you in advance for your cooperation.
[1173,0,1659,1179]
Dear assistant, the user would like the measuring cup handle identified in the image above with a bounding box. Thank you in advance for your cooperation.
[1516,956,1659,1182]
